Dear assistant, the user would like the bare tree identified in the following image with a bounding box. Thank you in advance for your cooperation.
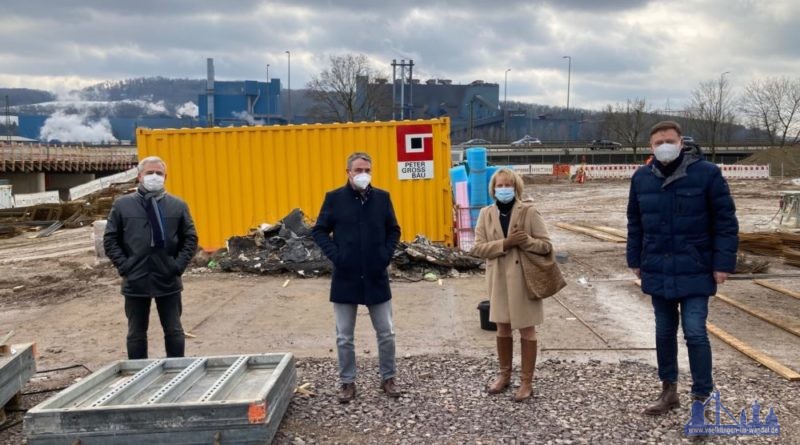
[686,75,736,161]
[306,54,391,123]
[740,76,800,147]
[601,98,649,160]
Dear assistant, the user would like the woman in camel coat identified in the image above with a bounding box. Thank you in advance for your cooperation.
[471,167,553,402]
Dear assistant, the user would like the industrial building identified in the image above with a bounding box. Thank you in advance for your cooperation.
[198,58,283,127]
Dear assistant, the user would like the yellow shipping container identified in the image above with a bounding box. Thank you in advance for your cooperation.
[136,118,453,250]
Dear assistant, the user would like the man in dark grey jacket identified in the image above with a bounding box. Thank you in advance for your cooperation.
[104,156,198,359]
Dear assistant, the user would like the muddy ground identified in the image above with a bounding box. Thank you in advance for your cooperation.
[1,178,799,443]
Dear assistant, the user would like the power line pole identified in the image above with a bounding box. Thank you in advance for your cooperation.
[391,59,414,120]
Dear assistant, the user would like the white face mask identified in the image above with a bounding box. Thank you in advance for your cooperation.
[352,173,371,190]
[654,143,680,164]
[142,173,165,192]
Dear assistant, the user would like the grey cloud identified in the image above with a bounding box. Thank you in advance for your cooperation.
[0,0,799,110]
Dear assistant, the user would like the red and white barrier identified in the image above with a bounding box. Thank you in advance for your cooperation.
[572,164,639,179]
[506,163,771,180]
[511,164,553,175]
[719,164,770,179]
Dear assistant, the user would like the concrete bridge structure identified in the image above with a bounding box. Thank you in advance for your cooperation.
[0,144,137,198]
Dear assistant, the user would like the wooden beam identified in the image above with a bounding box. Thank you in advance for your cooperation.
[753,279,800,301]
[631,280,800,380]
[587,224,628,239]
[707,323,800,381]
[555,222,627,243]
[714,292,800,338]
[0,330,14,354]
[0,330,14,346]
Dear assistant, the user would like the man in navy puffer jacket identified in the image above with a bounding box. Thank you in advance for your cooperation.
[627,121,738,416]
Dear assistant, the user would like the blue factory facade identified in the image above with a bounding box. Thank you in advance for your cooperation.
[197,79,282,127]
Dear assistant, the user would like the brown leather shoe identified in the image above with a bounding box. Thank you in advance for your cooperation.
[643,382,679,415]
[337,382,356,403]
[381,377,401,398]
[513,339,537,402]
[487,336,513,394]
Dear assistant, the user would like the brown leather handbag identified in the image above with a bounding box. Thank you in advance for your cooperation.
[518,206,567,300]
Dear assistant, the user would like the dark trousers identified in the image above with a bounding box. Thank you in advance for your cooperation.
[651,294,713,397]
[124,293,184,359]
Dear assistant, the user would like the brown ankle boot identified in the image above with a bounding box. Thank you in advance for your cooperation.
[487,336,513,394]
[643,382,679,415]
[514,339,537,402]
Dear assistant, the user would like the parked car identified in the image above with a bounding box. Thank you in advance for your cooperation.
[588,139,622,150]
[510,135,542,146]
[461,138,491,146]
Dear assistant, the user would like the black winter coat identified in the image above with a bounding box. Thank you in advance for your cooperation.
[312,184,401,305]
[626,149,738,299]
[104,189,198,297]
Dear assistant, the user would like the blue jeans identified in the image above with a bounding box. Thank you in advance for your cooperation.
[124,293,184,360]
[334,300,396,384]
[651,295,713,397]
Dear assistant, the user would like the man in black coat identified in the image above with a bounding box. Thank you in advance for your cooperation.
[104,156,198,359]
[312,152,402,403]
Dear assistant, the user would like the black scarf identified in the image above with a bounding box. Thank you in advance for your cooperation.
[496,198,515,237]
[138,186,167,249]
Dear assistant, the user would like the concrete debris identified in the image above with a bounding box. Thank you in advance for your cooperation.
[219,210,484,279]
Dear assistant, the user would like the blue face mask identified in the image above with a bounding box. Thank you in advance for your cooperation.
[495,187,515,203]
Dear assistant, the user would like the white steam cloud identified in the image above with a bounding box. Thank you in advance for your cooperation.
[176,101,198,118]
[39,111,117,143]
[232,111,264,125]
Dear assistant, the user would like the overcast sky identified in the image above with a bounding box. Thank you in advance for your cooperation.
[1,0,798,111]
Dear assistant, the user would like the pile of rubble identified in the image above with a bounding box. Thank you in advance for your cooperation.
[218,209,484,280]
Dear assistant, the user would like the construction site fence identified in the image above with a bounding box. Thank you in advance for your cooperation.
[507,164,771,180]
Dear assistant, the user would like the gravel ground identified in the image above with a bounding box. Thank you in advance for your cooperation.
[1,355,797,445]
[274,355,798,445]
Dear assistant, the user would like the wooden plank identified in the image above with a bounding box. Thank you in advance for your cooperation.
[587,224,628,239]
[707,323,800,381]
[754,279,800,301]
[555,222,627,243]
[0,331,13,346]
[714,292,800,338]
[634,280,800,382]
[0,331,13,356]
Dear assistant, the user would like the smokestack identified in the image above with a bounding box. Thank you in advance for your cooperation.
[206,58,215,127]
